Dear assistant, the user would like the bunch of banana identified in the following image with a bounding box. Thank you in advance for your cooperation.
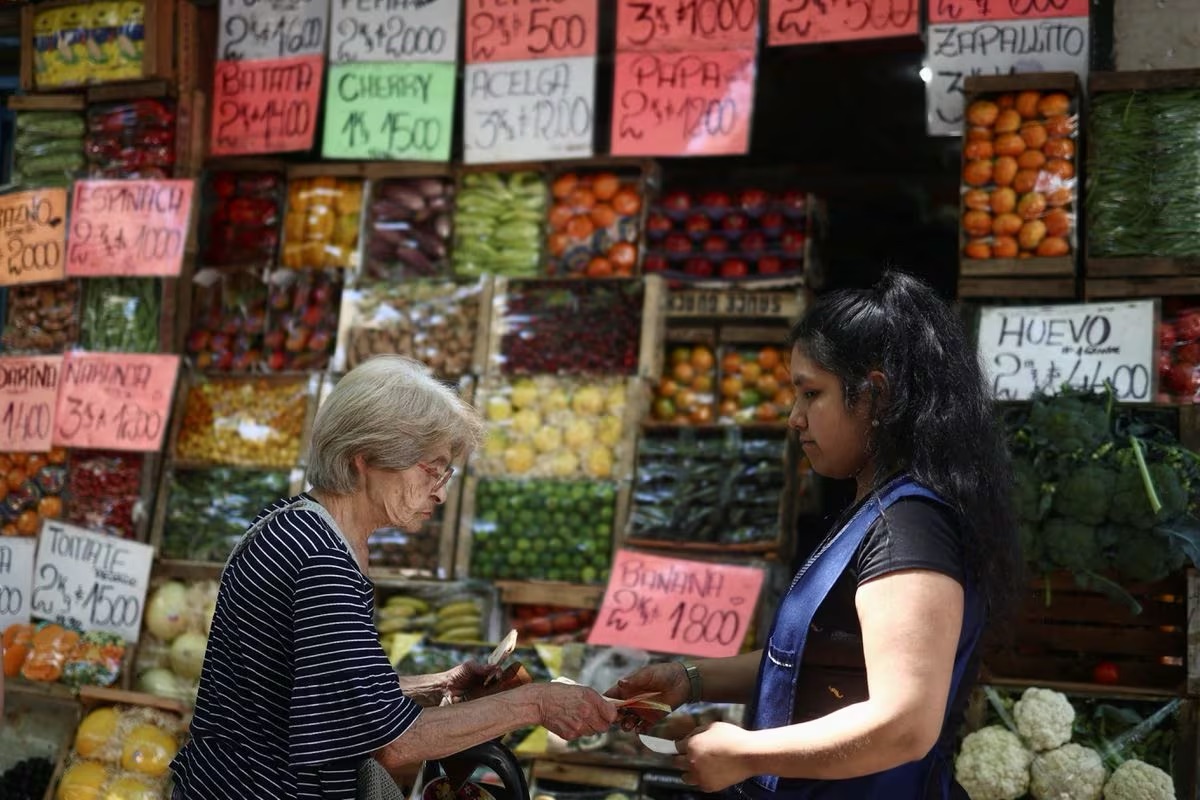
[432,596,486,643]
[377,594,435,634]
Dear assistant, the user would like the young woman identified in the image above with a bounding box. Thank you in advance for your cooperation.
[609,272,1020,799]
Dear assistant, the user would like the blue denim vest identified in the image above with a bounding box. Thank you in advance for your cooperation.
[734,476,984,800]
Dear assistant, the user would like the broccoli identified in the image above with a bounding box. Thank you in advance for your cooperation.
[1041,518,1105,573]
[1028,395,1111,456]
[1108,463,1157,531]
[1014,459,1048,524]
[1053,465,1116,526]
[1110,528,1187,584]
[1147,462,1187,522]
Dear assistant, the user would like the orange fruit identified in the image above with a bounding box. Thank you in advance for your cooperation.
[612,189,642,216]
[993,213,1023,237]
[16,510,38,536]
[964,189,991,211]
[963,210,992,237]
[566,215,595,239]
[722,352,741,374]
[993,157,1019,187]
[1016,91,1042,119]
[1013,170,1040,194]
[590,204,617,229]
[995,133,1026,157]
[719,399,739,419]
[758,347,781,371]
[966,127,993,142]
[567,187,596,211]
[1044,158,1075,180]
[964,141,994,160]
[1045,115,1075,138]
[966,100,999,127]
[964,239,992,259]
[691,346,715,371]
[756,404,780,423]
[1044,208,1071,237]
[37,496,62,519]
[1038,93,1071,117]
[673,362,696,384]
[548,232,571,257]
[1047,187,1073,207]
[995,109,1022,133]
[548,204,573,231]
[592,173,621,201]
[993,236,1019,258]
[552,174,577,200]
[996,93,1016,110]
[608,241,637,272]
[1018,220,1047,251]
[6,469,25,492]
[690,405,714,425]
[1017,150,1047,170]
[990,188,1017,214]
[1044,138,1075,160]
[1036,237,1070,257]
[1020,123,1048,150]
[585,257,613,277]
[963,160,993,187]
[1017,192,1047,221]
[720,375,743,399]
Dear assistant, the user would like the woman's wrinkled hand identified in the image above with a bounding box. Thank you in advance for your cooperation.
[674,721,754,793]
[440,661,502,704]
[528,683,618,740]
[604,663,690,732]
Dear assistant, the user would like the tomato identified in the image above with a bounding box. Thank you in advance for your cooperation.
[1092,661,1120,685]
[1176,312,1200,343]
[1160,323,1179,349]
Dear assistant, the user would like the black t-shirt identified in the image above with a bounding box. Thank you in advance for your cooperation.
[790,496,976,753]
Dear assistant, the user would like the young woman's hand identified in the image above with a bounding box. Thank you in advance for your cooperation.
[604,662,690,731]
[676,721,754,793]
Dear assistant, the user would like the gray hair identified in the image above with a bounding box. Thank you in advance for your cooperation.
[306,355,484,494]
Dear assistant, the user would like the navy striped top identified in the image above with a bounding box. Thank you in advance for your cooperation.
[171,495,421,799]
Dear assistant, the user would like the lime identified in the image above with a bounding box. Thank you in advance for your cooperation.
[580,566,598,583]
[516,538,531,551]
[531,538,547,553]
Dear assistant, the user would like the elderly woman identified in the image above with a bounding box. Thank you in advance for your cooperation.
[172,356,617,799]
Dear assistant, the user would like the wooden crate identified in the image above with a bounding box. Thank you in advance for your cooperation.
[958,73,1081,281]
[958,276,1079,300]
[20,0,176,93]
[6,93,85,111]
[0,684,79,800]
[982,571,1189,694]
[1085,277,1200,299]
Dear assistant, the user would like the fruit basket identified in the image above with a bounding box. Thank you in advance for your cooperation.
[65,450,147,540]
[959,74,1081,278]
[545,166,649,278]
[184,267,269,374]
[453,170,547,279]
[374,579,500,651]
[0,449,68,537]
[200,169,284,268]
[363,176,455,282]
[0,689,77,800]
[281,176,364,271]
[133,576,219,708]
[263,269,342,372]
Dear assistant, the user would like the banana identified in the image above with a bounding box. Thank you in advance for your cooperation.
[436,600,481,617]
[436,626,483,642]
[435,615,482,637]
[378,605,417,620]
[378,617,411,634]
[386,596,431,614]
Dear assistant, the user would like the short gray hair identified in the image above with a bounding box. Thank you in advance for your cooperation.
[306,355,484,494]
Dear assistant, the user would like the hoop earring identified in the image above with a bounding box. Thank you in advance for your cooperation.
[871,419,880,427]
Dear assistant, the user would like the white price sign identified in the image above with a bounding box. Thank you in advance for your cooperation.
[925,16,1089,136]
[329,0,461,64]
[31,520,154,643]
[978,300,1157,402]
[218,0,332,61]
[464,56,596,163]
[0,538,35,631]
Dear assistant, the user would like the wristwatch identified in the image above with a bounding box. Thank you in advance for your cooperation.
[681,661,703,703]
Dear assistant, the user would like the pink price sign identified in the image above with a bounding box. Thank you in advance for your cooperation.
[52,353,179,452]
[67,180,195,277]
[210,54,324,156]
[466,0,598,62]
[611,48,756,156]
[0,356,62,453]
[587,550,765,658]
[616,0,760,52]
[927,0,1088,24]
[768,0,918,46]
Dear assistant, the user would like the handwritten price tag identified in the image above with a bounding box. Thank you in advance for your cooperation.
[33,520,153,642]
[322,61,455,161]
[617,0,760,51]
[978,300,1155,402]
[52,352,180,452]
[0,538,36,632]
[218,0,329,60]
[67,180,194,278]
[768,0,917,46]
[210,54,324,156]
[0,356,61,453]
[466,0,597,62]
[611,49,755,156]
[0,189,67,287]
[464,56,595,163]
[928,0,1089,24]
[925,17,1088,135]
[330,0,460,64]
[588,550,764,658]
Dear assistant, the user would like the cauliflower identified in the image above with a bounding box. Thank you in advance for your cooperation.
[1014,687,1076,752]
[1103,760,1175,800]
[954,726,1033,800]
[1031,744,1107,800]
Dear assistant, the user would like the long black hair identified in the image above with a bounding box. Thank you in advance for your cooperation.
[788,270,1020,618]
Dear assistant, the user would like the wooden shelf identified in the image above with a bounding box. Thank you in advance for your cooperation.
[494,581,605,610]
[640,422,790,435]
[1087,257,1200,279]
[957,277,1078,300]
[531,756,653,789]
[980,677,1184,702]
[1085,277,1200,299]
[6,93,85,111]
[1091,69,1200,93]
[965,72,1080,94]
[960,258,1076,279]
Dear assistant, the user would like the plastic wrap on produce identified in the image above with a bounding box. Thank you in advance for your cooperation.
[282,177,363,270]
[134,578,219,707]
[644,188,807,280]
[364,177,455,281]
[336,280,484,381]
[67,450,143,539]
[470,478,615,584]
[12,111,85,189]
[185,267,268,373]
[0,450,68,537]
[3,623,123,689]
[546,169,644,278]
[1089,88,1200,259]
[454,171,546,278]
[201,171,284,267]
[80,277,160,353]
[630,431,785,547]
[3,281,81,353]
[264,269,341,372]
[162,467,293,562]
[475,376,634,481]
[495,279,642,376]
[1157,301,1200,403]
[86,99,175,179]
[961,90,1078,262]
[174,377,311,468]
[32,1,146,89]
[57,702,184,800]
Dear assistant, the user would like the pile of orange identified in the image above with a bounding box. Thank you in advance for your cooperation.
[547,171,644,278]
[652,345,718,425]
[718,347,795,424]
[961,90,1077,261]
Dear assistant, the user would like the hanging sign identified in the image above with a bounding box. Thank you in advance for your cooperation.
[0,356,62,453]
[0,188,67,287]
[768,0,918,46]
[0,538,36,632]
[67,180,194,277]
[611,49,756,156]
[329,0,460,63]
[925,16,1088,136]
[928,0,1089,24]
[977,300,1156,402]
[33,520,154,643]
[615,0,760,51]
[465,0,598,62]
[52,352,180,452]
[588,550,765,658]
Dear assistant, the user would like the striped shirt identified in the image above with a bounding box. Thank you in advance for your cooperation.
[171,495,421,799]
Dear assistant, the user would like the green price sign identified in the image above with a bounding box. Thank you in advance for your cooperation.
[322,61,455,161]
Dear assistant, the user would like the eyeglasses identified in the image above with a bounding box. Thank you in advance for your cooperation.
[416,462,455,491]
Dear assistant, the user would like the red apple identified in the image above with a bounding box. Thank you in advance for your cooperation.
[761,211,785,234]
[268,351,287,371]
[647,213,673,235]
[781,190,807,216]
[1177,312,1200,342]
[665,233,693,255]
[643,254,668,273]
[722,213,749,234]
[700,191,731,212]
[1168,363,1198,395]
[781,230,807,255]
[685,214,712,236]
[684,258,714,277]
[739,189,768,214]
[1160,352,1174,378]
[757,256,783,275]
[1179,342,1200,364]
[1160,323,1178,350]
[664,191,692,214]
[703,235,729,255]
[740,232,767,254]
[720,258,749,278]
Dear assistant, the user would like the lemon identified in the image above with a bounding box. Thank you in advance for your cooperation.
[510,380,539,410]
[512,409,542,436]
[597,416,623,447]
[544,388,570,413]
[604,384,627,415]
[549,451,580,477]
[532,426,563,453]
[571,387,604,416]
[503,443,536,474]
[121,724,179,777]
[584,446,614,479]
[76,708,119,759]
[563,420,595,450]
[485,396,513,422]
[57,761,109,800]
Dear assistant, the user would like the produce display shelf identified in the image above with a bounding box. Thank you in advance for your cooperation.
[1189,570,1200,697]
[959,258,1076,278]
[493,580,605,610]
[640,422,790,435]
[1087,257,1200,279]
[957,277,1079,300]
[85,79,176,103]
[531,757,649,790]
[980,677,1184,702]
[1090,69,1200,93]
[6,94,85,111]
[1085,277,1200,299]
